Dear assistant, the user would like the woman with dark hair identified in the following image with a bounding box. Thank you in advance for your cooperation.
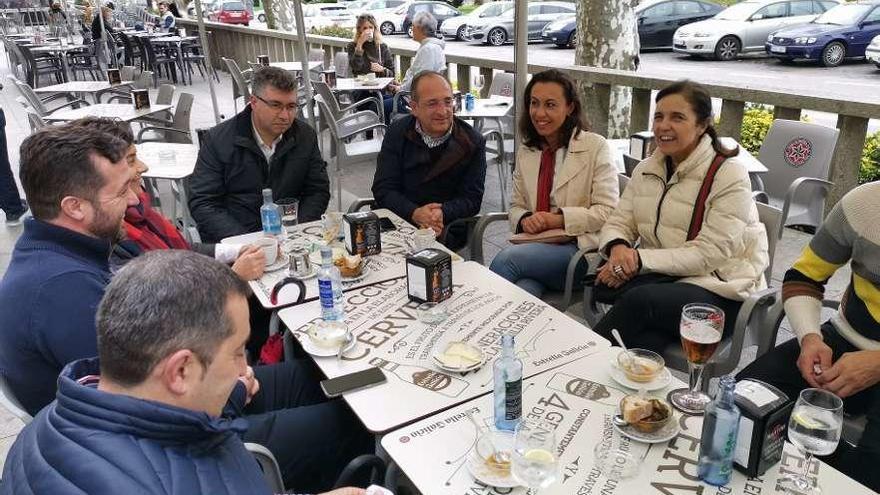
[593,80,769,354]
[489,69,619,298]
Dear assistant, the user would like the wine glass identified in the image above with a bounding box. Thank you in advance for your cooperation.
[511,419,558,492]
[780,389,843,494]
[472,74,485,98]
[668,303,724,414]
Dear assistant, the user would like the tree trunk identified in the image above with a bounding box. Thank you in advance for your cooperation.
[574,0,639,138]
[262,0,277,29]
[271,0,293,32]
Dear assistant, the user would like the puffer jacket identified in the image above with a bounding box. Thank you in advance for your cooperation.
[0,358,272,495]
[598,134,768,301]
[509,130,619,250]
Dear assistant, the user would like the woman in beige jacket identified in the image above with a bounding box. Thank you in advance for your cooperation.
[489,70,619,297]
[593,80,769,355]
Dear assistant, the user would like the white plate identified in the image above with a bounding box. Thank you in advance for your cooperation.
[341,265,370,283]
[264,252,289,272]
[431,343,486,373]
[613,416,681,444]
[296,331,350,358]
[290,265,318,280]
[466,431,520,488]
[608,353,672,392]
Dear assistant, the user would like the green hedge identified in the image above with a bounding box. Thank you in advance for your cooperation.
[738,104,880,185]
[309,25,355,38]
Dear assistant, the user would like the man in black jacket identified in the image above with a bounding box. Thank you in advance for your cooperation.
[372,71,487,250]
[188,67,330,243]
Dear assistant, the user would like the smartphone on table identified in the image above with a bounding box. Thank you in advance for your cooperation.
[320,367,387,398]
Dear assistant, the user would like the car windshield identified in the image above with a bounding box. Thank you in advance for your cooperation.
[814,3,873,25]
[476,2,511,16]
[224,1,244,10]
[715,2,760,20]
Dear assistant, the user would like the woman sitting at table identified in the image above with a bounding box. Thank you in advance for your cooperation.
[592,80,769,354]
[346,13,395,122]
[489,69,619,298]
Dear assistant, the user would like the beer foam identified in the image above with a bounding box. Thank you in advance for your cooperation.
[681,322,721,344]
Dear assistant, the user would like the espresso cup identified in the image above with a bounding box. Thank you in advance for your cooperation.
[255,237,279,266]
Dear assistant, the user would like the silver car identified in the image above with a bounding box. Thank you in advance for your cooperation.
[440,1,513,40]
[673,0,842,60]
[468,1,576,46]
[868,34,880,68]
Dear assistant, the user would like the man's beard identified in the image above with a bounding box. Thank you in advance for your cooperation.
[88,205,125,243]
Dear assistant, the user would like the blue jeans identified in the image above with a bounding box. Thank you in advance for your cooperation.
[489,242,585,298]
[0,109,25,216]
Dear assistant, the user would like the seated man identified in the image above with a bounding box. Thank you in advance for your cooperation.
[384,11,446,117]
[737,181,880,492]
[188,66,330,243]
[158,1,175,32]
[1,251,362,495]
[372,71,486,250]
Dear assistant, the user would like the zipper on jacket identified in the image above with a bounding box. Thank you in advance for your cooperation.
[644,172,674,240]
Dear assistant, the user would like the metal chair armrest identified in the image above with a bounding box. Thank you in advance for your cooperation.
[339,122,387,140]
[333,454,387,489]
[780,177,833,238]
[339,94,384,121]
[471,212,510,265]
[48,98,90,112]
[560,247,597,312]
[752,190,769,205]
[136,126,192,143]
[347,197,377,213]
[337,109,381,127]
[244,443,284,494]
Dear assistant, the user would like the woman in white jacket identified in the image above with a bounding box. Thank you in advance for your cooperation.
[490,70,619,297]
[593,80,768,354]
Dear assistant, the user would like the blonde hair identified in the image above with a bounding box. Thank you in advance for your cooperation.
[354,13,383,45]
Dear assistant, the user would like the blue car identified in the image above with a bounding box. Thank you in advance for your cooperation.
[765,0,880,66]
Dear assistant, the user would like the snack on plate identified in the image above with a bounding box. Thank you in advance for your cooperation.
[307,321,349,348]
[484,451,511,474]
[622,395,654,424]
[436,342,482,369]
[621,395,671,433]
[335,254,363,278]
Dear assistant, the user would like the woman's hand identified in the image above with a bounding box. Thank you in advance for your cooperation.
[356,29,371,48]
[597,245,639,288]
[370,62,386,74]
[231,245,266,281]
[521,212,563,234]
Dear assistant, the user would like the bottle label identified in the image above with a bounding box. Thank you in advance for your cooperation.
[505,378,522,421]
[318,279,334,309]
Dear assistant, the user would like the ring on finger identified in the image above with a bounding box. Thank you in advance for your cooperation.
[613,265,624,275]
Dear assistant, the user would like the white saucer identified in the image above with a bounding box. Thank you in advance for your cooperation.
[431,343,486,373]
[608,353,672,392]
[341,265,370,283]
[264,253,289,272]
[466,431,520,488]
[290,265,318,280]
[297,333,346,357]
[613,416,681,444]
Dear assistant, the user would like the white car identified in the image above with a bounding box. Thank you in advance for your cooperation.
[302,4,357,30]
[347,0,407,16]
[440,1,512,40]
[375,3,408,35]
[868,34,880,67]
[672,0,842,61]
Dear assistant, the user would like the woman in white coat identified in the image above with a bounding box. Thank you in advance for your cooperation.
[593,80,769,354]
[489,70,619,298]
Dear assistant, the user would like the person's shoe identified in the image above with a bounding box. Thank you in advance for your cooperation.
[5,201,29,227]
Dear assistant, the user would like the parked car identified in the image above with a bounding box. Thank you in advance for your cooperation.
[765,0,880,66]
[302,3,357,30]
[347,0,407,16]
[867,33,880,66]
[376,1,461,36]
[469,1,576,46]
[209,0,252,25]
[440,0,513,40]
[541,0,723,49]
[673,0,841,60]
[189,0,220,18]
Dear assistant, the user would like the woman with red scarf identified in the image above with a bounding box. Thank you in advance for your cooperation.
[489,70,619,298]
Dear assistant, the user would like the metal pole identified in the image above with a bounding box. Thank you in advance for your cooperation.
[289,0,316,131]
[193,0,221,123]
[513,0,527,149]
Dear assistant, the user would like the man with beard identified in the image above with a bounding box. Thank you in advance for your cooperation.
[0,122,138,416]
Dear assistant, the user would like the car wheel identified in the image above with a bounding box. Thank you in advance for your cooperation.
[567,31,577,49]
[488,27,507,46]
[258,13,265,22]
[821,41,845,68]
[380,21,394,35]
[456,25,467,41]
[875,62,880,70]
[714,35,740,61]
[407,25,413,37]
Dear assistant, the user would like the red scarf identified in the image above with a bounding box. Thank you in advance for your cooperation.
[123,191,190,252]
[535,145,559,212]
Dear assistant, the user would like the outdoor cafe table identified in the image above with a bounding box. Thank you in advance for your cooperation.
[456,95,514,121]
[278,261,612,433]
[333,77,395,93]
[34,80,135,103]
[43,103,173,123]
[150,35,201,85]
[270,60,323,74]
[136,142,199,241]
[382,348,874,495]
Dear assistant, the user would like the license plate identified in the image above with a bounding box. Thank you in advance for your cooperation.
[770,45,786,53]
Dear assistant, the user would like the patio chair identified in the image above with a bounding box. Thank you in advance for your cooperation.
[67,39,101,81]
[181,37,217,82]
[752,119,839,236]
[18,44,65,87]
[223,57,252,113]
[313,80,384,137]
[7,75,88,118]
[136,92,194,144]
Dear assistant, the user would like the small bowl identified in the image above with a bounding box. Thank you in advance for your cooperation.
[617,348,665,383]
[308,320,349,349]
[418,302,448,324]
[619,395,672,434]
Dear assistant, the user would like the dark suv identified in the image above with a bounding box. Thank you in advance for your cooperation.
[402,1,463,37]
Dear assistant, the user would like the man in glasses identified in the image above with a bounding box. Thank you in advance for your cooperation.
[188,66,330,244]
[372,71,487,250]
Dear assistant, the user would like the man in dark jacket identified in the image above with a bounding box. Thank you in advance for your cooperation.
[372,71,487,250]
[1,251,363,495]
[188,66,330,243]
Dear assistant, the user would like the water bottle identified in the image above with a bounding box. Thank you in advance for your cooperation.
[317,247,345,321]
[698,375,741,486]
[260,188,282,237]
[494,334,523,431]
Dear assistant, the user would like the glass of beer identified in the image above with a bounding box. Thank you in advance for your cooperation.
[668,303,724,414]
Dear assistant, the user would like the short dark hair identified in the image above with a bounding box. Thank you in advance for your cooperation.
[252,66,298,97]
[97,250,252,387]
[66,117,134,146]
[410,71,450,102]
[19,121,130,220]
[519,69,588,149]
[655,80,738,158]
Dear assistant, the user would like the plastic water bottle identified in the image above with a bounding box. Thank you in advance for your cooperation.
[260,188,282,237]
[698,375,741,486]
[317,247,344,321]
[494,334,523,431]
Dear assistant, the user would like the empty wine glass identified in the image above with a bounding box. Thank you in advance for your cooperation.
[668,303,724,414]
[780,388,843,494]
[511,419,557,492]
[473,74,485,98]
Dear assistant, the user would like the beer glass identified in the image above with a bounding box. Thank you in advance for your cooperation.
[668,303,724,414]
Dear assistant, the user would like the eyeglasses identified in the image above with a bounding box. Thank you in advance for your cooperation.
[254,93,298,114]
[415,97,455,110]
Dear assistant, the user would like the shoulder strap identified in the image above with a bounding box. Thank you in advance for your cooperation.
[686,153,726,241]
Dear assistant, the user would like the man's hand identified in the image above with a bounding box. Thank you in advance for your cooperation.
[796,333,834,388]
[238,366,260,406]
[320,488,366,495]
[520,211,563,234]
[816,349,880,398]
[413,203,444,234]
[387,82,400,94]
[231,245,265,281]
[370,62,385,73]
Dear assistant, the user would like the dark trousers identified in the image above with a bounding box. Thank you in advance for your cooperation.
[247,294,271,361]
[0,109,25,216]
[592,276,742,354]
[736,322,880,492]
[244,360,375,492]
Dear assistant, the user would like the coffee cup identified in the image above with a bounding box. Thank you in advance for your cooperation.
[255,237,279,266]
